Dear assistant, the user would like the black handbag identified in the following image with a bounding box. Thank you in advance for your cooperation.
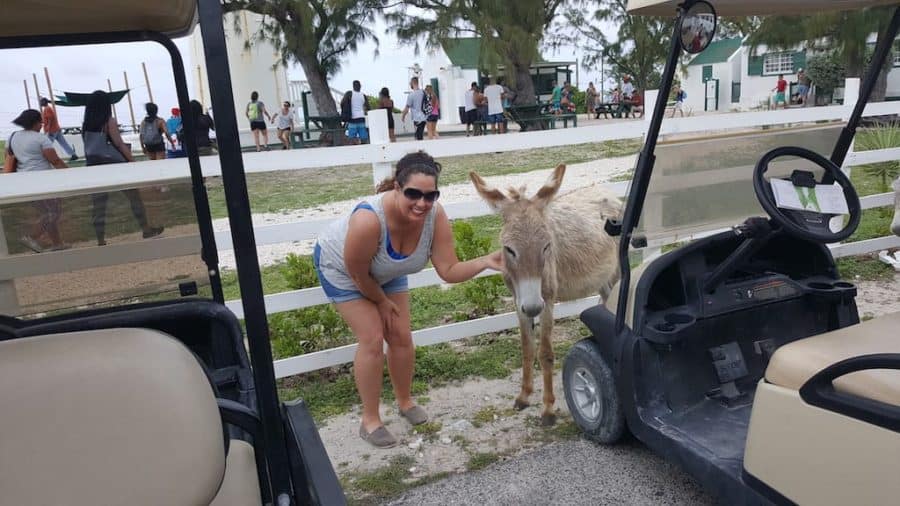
[83,130,126,165]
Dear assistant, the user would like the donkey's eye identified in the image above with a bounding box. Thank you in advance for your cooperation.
[542,243,551,254]
[504,246,517,258]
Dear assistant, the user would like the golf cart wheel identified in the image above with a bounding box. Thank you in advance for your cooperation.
[563,338,626,444]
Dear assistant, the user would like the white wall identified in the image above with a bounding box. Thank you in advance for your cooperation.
[683,60,731,113]
[190,11,289,131]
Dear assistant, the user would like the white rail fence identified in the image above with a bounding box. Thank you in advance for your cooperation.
[2,79,899,378]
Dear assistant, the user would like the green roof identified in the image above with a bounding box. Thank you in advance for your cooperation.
[441,38,558,69]
[442,38,483,69]
[688,37,743,66]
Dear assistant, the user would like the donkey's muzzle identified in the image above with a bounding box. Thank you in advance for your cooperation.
[520,302,544,318]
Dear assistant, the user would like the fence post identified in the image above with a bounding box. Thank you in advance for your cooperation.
[368,108,392,188]
[832,78,861,233]
[0,210,20,315]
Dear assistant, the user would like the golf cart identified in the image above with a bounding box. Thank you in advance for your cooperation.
[0,1,344,504]
[562,1,900,504]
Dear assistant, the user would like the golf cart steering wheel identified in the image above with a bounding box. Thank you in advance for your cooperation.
[753,146,861,243]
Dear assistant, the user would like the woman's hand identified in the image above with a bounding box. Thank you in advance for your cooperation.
[483,250,504,273]
[376,297,400,335]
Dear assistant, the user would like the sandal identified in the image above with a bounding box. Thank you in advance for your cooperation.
[359,424,398,448]
[400,405,429,425]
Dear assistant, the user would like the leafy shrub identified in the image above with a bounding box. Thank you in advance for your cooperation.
[269,253,349,359]
[855,123,900,192]
[452,221,506,316]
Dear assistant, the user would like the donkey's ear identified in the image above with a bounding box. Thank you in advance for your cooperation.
[534,164,566,206]
[469,171,508,209]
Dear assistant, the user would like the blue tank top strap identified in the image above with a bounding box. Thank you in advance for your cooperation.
[353,202,375,213]
[385,229,409,260]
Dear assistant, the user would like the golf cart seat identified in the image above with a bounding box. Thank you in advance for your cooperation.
[765,311,900,406]
[0,328,262,506]
[745,313,900,505]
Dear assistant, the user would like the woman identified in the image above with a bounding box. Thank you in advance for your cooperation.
[138,102,170,160]
[82,90,163,246]
[188,100,216,156]
[272,101,294,150]
[3,109,69,252]
[314,151,503,448]
[246,91,272,151]
[424,85,440,140]
[378,87,396,143]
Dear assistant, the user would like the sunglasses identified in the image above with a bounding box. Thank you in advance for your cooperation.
[403,187,441,203]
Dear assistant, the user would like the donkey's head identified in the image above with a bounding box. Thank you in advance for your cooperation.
[470,164,565,318]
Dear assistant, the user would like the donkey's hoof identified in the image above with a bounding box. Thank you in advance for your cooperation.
[540,413,557,427]
[513,398,530,411]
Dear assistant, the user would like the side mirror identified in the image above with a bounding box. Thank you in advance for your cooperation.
[679,0,717,54]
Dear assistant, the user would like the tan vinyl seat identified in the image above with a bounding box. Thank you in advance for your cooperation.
[0,328,229,505]
[765,312,900,406]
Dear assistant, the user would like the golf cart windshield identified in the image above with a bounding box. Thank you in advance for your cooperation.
[628,0,899,16]
[638,125,843,240]
[0,179,208,316]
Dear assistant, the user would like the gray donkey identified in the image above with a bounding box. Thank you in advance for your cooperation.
[470,164,621,425]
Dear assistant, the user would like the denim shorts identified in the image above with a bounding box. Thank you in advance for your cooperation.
[313,244,408,303]
[346,121,369,141]
[488,113,504,124]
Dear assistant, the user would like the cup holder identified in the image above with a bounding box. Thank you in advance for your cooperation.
[655,322,676,332]
[665,313,694,325]
[807,282,834,290]
[834,281,855,289]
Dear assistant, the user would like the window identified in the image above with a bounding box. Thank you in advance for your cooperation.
[894,40,900,66]
[763,52,793,75]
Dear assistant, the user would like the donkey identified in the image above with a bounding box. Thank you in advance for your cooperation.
[470,164,622,425]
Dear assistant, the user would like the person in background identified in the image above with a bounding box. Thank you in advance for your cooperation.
[772,74,788,109]
[314,151,503,448]
[378,87,396,143]
[464,82,478,137]
[586,82,598,118]
[483,77,506,134]
[797,68,811,106]
[188,100,216,156]
[671,84,686,118]
[247,91,272,151]
[40,97,78,162]
[424,84,440,140]
[401,77,427,141]
[4,109,69,252]
[165,107,184,157]
[82,90,163,246]
[273,101,294,149]
[343,80,370,145]
[138,102,171,161]
[550,80,562,116]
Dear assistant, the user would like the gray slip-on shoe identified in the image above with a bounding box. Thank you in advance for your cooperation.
[400,405,429,425]
[359,424,398,448]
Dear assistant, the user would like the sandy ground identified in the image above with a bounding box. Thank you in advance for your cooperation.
[213,154,637,270]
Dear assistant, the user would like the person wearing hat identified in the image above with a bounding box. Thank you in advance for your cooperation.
[40,97,78,162]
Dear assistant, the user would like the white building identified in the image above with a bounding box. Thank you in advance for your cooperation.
[189,11,290,136]
[682,36,900,113]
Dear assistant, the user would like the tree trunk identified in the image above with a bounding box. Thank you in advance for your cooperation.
[510,60,537,106]
[296,52,344,145]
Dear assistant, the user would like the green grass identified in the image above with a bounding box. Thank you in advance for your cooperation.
[836,255,897,281]
[203,140,641,219]
[343,455,451,504]
[466,452,501,471]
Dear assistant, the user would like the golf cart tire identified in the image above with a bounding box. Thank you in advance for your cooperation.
[563,338,626,444]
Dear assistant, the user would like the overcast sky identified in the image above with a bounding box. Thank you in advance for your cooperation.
[0,18,605,139]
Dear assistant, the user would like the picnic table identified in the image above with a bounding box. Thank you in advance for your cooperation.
[293,114,344,147]
[506,104,577,132]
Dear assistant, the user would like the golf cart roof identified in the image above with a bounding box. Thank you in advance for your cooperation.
[0,0,197,39]
[628,0,899,16]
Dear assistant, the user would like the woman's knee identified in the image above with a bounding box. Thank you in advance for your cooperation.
[386,329,413,350]
[356,331,386,358]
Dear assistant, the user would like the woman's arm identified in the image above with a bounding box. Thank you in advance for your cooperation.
[106,117,134,162]
[42,148,68,169]
[430,205,503,283]
[344,210,402,332]
[158,118,172,147]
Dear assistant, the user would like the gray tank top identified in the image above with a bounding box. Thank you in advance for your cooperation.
[316,193,437,290]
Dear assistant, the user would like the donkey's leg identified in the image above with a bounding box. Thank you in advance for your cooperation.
[538,304,557,426]
[514,312,536,410]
